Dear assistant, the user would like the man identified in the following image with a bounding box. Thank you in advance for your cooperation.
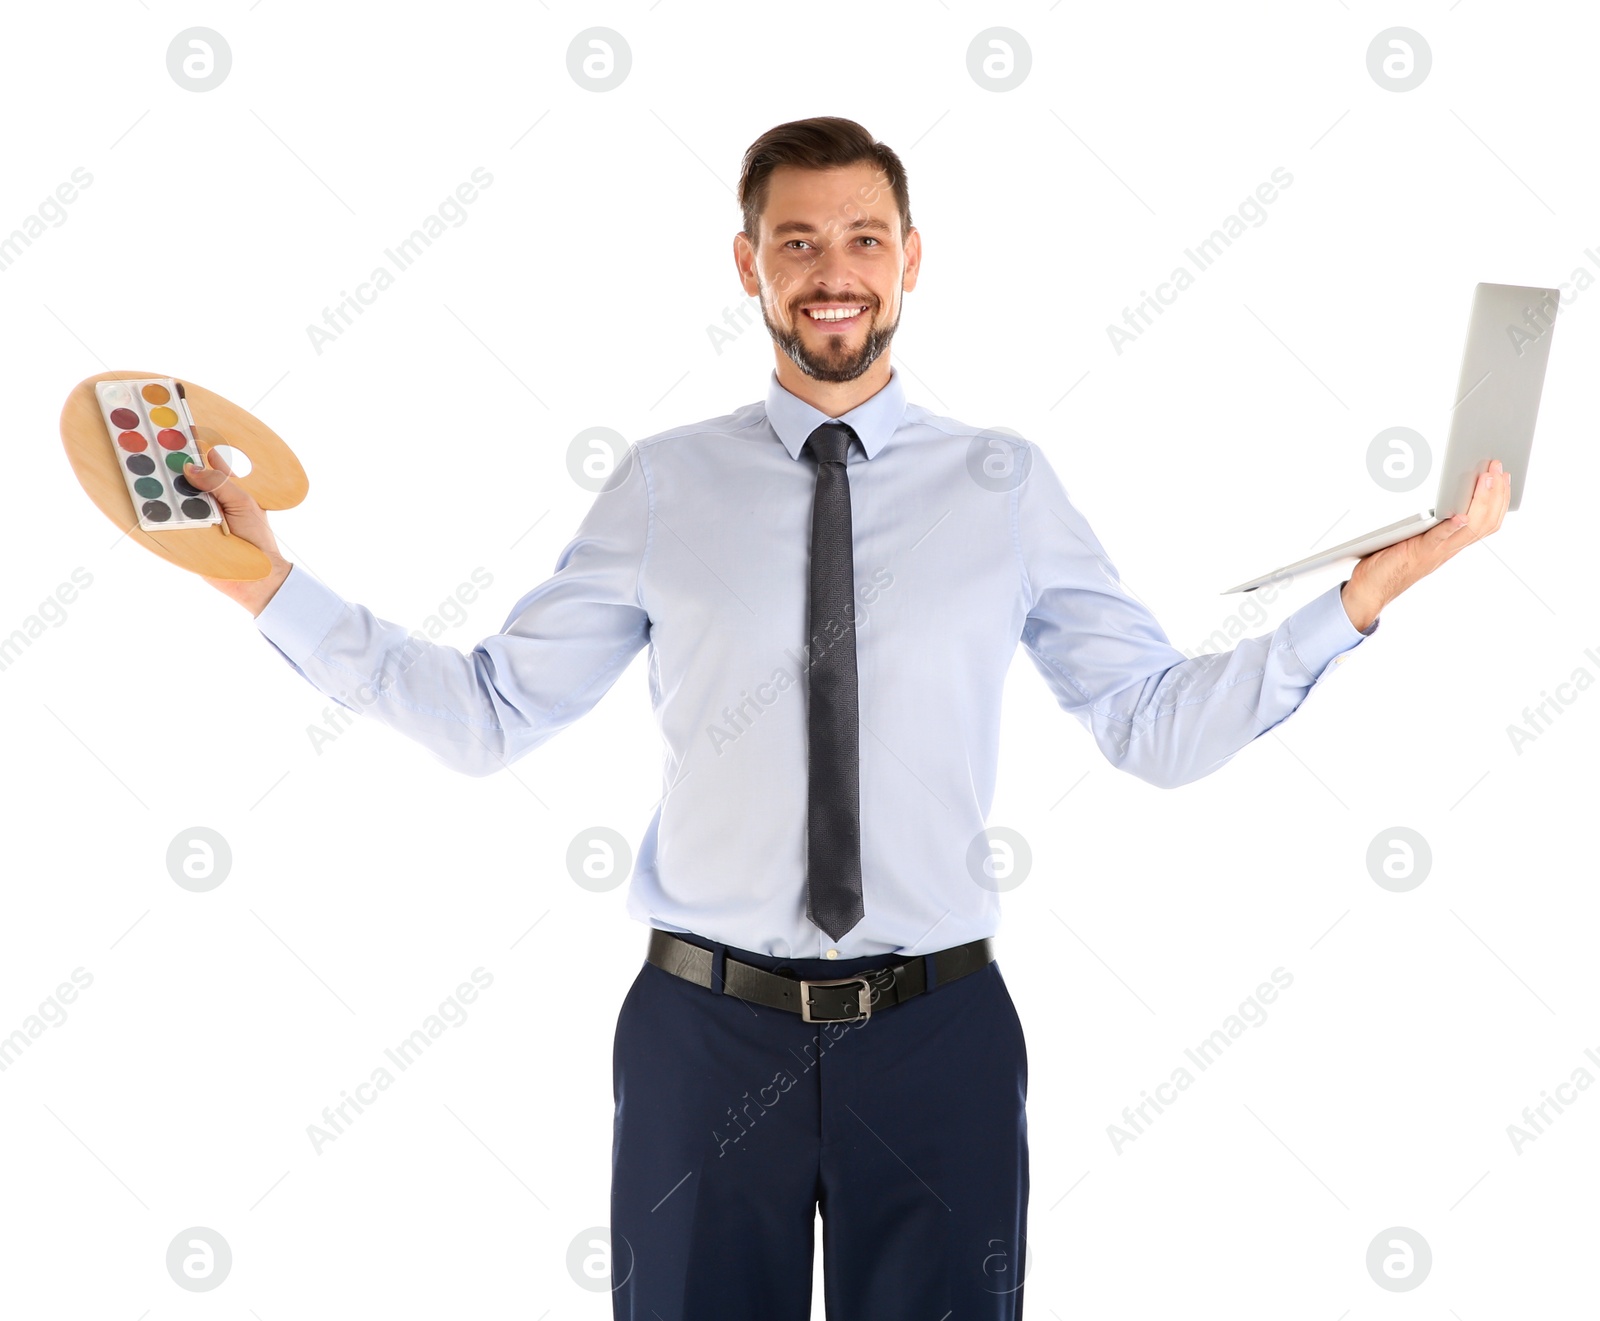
[188,116,1510,1319]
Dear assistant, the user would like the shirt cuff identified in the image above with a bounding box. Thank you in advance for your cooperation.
[254,562,347,667]
[1285,580,1377,682]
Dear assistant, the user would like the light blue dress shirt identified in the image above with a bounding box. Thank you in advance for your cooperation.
[255,363,1376,959]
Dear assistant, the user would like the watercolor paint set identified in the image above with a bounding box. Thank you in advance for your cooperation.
[92,376,220,531]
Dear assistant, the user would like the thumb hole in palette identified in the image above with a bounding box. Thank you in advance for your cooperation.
[206,443,254,478]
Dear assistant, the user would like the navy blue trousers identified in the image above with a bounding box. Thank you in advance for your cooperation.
[610,928,1030,1319]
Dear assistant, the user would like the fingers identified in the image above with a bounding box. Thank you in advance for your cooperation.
[1476,461,1509,533]
[1490,458,1511,530]
[1438,462,1507,544]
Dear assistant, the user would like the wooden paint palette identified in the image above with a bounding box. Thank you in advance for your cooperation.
[60,370,308,580]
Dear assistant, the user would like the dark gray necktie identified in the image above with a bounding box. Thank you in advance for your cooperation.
[802,421,864,941]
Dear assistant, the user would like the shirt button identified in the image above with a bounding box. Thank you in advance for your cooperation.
[826,948,838,959]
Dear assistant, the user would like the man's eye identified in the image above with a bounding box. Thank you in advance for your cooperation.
[860,237,880,246]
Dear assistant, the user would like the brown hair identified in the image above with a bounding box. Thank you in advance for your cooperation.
[737,116,912,246]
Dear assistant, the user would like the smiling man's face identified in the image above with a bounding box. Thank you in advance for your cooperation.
[735,161,921,385]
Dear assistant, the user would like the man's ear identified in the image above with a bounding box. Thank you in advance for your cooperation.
[733,231,760,297]
[901,226,922,293]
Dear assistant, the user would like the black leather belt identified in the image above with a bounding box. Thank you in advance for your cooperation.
[646,928,994,1024]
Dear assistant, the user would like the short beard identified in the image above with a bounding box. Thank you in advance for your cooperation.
[761,297,900,383]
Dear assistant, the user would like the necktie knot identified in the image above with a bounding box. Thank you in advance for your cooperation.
[805,421,856,467]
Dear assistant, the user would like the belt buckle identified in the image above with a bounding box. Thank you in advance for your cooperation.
[799,974,873,1023]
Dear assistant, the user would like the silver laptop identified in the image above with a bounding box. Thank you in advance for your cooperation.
[1223,281,1560,594]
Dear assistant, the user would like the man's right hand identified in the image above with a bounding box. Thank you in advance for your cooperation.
[183,447,293,616]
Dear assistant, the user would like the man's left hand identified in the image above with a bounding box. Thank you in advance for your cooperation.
[1339,458,1511,632]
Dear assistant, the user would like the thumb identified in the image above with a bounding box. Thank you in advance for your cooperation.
[182,445,284,561]
[183,447,246,507]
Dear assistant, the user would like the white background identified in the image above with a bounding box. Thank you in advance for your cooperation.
[1,1,1594,1316]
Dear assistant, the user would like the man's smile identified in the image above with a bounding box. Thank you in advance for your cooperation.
[800,301,870,329]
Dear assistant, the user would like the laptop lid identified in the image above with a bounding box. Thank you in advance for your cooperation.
[1433,281,1559,519]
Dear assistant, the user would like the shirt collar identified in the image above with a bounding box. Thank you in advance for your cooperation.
[765,361,907,461]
